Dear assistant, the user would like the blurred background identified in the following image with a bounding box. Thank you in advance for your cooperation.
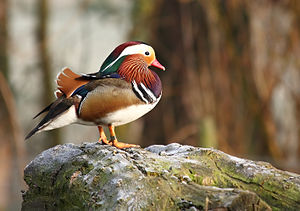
[1,0,300,209]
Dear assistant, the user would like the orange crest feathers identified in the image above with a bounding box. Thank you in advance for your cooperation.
[55,67,89,98]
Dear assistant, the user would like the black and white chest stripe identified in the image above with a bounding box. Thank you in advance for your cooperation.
[132,80,158,104]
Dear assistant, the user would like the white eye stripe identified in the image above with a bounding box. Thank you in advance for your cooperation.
[120,44,152,57]
[101,44,154,72]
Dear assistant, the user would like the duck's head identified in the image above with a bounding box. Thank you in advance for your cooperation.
[99,41,165,77]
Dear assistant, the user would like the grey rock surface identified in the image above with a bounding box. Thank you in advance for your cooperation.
[22,143,300,210]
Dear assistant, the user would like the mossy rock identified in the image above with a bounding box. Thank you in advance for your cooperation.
[22,143,300,210]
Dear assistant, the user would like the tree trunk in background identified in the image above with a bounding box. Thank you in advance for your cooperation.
[0,0,8,78]
[0,1,13,210]
[130,0,300,173]
[0,0,25,210]
[36,0,61,147]
[248,0,300,172]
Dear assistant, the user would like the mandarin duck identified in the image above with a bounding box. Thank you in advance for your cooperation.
[25,41,165,148]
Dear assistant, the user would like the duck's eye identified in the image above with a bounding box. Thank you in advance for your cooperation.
[145,51,150,56]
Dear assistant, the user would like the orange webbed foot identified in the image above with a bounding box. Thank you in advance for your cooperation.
[112,139,140,149]
[99,137,113,146]
[105,125,140,149]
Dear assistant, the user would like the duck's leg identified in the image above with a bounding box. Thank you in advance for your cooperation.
[97,126,112,145]
[108,124,140,149]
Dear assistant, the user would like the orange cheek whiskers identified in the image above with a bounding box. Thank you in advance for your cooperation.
[118,56,156,87]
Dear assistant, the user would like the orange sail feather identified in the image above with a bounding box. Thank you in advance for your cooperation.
[55,67,89,98]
